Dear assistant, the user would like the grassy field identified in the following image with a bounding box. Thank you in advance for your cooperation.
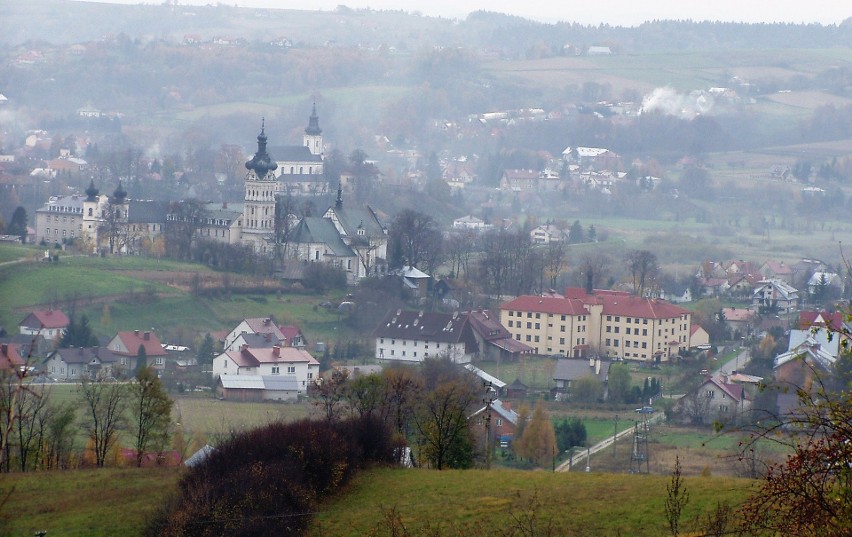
[309,467,757,537]
[0,467,181,537]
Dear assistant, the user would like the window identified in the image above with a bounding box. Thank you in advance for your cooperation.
[614,327,620,334]
[527,322,532,329]
[534,323,540,329]
[155,357,165,365]
[606,326,611,333]
[287,366,296,373]
[627,318,631,324]
[525,335,532,342]
[272,366,280,374]
[508,320,513,327]
[643,329,648,336]
[626,327,631,335]
[605,338,611,346]
[496,418,503,426]
[626,341,631,347]
[559,337,565,344]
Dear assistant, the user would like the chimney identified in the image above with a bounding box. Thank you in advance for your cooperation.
[264,318,271,326]
[144,331,150,341]
[241,344,249,352]
[272,345,280,357]
[134,329,140,336]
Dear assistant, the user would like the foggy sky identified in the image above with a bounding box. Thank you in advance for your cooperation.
[90,0,851,27]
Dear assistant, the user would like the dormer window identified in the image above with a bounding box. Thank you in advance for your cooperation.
[357,228,365,236]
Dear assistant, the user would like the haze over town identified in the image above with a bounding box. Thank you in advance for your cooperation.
[1,1,851,535]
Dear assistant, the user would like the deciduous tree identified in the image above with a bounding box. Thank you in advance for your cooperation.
[130,367,173,467]
[79,376,127,467]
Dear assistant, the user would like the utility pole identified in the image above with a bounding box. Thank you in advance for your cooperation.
[612,414,618,459]
[483,381,495,470]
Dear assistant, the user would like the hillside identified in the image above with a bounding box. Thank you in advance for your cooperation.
[0,465,755,536]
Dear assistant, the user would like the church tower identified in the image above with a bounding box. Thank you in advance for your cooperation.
[302,102,323,157]
[242,120,278,254]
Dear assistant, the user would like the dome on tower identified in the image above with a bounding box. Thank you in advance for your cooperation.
[85,179,99,201]
[245,119,278,180]
[112,180,127,203]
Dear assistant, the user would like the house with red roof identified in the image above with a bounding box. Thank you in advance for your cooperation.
[212,345,319,392]
[466,309,533,362]
[499,287,694,362]
[0,343,26,373]
[106,330,168,369]
[19,309,70,341]
[675,375,750,425]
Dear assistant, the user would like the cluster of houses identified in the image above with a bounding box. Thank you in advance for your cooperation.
[674,309,851,427]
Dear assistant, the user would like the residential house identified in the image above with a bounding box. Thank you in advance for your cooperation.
[561,146,617,170]
[675,375,750,425]
[224,317,290,351]
[470,399,519,446]
[552,357,610,398]
[466,309,533,363]
[19,309,69,341]
[807,271,844,297]
[212,345,319,392]
[659,283,692,304]
[773,329,840,387]
[759,261,794,284]
[798,310,849,333]
[721,307,756,338]
[372,310,478,364]
[393,266,432,298]
[43,346,122,380]
[452,215,490,231]
[753,279,799,313]
[106,330,168,369]
[689,325,711,348]
[727,273,761,298]
[0,343,25,373]
[215,375,300,402]
[505,378,528,399]
[529,224,568,244]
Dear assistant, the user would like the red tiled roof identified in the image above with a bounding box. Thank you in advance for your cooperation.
[596,294,690,319]
[799,311,845,331]
[115,331,167,356]
[278,325,304,344]
[0,343,25,370]
[499,296,589,316]
[20,309,70,330]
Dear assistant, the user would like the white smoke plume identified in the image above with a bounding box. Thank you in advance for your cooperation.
[640,86,714,118]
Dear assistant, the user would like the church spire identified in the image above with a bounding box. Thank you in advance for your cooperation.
[305,102,322,136]
[245,118,278,180]
[85,179,99,201]
[335,180,343,209]
[112,180,127,204]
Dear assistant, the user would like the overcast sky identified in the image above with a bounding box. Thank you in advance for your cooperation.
[98,0,850,26]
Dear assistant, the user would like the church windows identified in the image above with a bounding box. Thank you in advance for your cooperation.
[88,208,92,216]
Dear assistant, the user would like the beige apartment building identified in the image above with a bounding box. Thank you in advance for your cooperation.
[499,288,694,362]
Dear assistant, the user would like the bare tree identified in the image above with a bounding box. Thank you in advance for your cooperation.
[627,249,659,297]
[665,455,690,537]
[314,368,349,422]
[544,240,567,289]
[14,384,49,471]
[164,199,208,261]
[388,209,442,270]
[98,202,130,254]
[446,229,476,279]
[79,376,128,467]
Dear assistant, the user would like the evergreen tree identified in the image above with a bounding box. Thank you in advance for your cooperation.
[7,206,27,243]
[195,334,216,365]
[135,344,147,373]
[59,315,98,348]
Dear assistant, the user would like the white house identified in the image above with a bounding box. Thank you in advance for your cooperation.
[753,279,799,313]
[452,215,490,231]
[371,310,478,364]
[212,345,319,392]
[224,317,288,351]
[19,310,69,341]
[529,224,567,244]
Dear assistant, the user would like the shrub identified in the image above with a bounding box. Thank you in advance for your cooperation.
[145,416,395,536]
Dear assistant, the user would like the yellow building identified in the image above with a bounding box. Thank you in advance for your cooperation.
[500,288,694,363]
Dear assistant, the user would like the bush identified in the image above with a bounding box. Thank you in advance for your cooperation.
[145,416,395,536]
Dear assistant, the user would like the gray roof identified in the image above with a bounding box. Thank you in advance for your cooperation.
[218,374,299,391]
[553,359,611,382]
[271,145,322,163]
[372,310,475,345]
[128,200,170,224]
[47,346,121,365]
[184,444,215,467]
[326,205,385,238]
[289,217,355,258]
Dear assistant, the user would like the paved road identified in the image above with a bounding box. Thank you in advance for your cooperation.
[714,347,750,376]
[555,412,664,472]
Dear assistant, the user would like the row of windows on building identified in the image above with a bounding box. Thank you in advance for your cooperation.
[378,338,445,349]
[506,320,586,332]
[507,311,589,321]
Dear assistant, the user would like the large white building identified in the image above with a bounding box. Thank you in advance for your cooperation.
[212,345,319,393]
